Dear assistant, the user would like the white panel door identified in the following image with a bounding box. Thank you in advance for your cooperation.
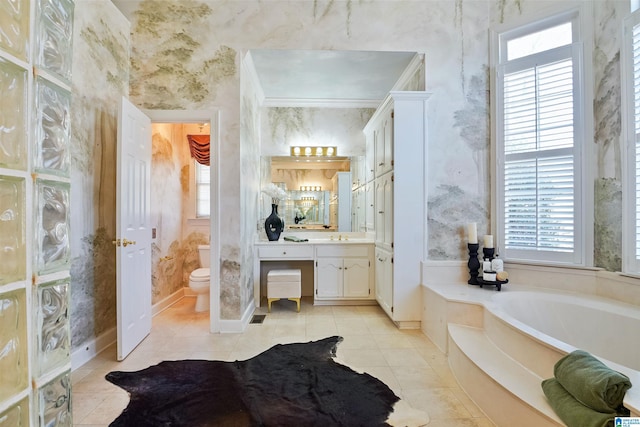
[116,96,152,360]
[315,258,342,298]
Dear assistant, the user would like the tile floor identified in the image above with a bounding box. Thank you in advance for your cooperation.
[71,297,495,426]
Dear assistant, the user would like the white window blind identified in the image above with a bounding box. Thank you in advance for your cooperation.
[502,55,575,255]
[623,9,640,273]
[195,161,210,218]
[495,10,585,265]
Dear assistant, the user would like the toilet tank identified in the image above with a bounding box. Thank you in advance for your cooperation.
[198,245,210,268]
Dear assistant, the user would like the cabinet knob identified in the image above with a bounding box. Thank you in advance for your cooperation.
[282,251,287,255]
[378,211,384,214]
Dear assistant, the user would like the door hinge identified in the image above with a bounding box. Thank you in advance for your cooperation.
[391,111,394,119]
[391,174,394,182]
[315,261,317,267]
[315,289,318,295]
[391,306,394,313]
[369,289,371,295]
[391,257,394,264]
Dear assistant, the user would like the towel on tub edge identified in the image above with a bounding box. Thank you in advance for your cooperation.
[554,349,632,413]
[542,378,616,427]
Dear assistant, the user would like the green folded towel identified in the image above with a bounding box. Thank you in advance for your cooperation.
[554,350,632,413]
[283,236,308,242]
[542,378,615,427]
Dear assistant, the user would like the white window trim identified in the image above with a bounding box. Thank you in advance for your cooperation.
[187,158,210,224]
[490,3,594,267]
[622,9,640,274]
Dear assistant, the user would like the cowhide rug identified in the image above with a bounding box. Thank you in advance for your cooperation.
[106,336,428,427]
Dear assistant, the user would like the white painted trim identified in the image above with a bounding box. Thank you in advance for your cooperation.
[219,302,254,333]
[391,52,425,91]
[71,327,117,371]
[142,109,222,334]
[152,288,185,316]
[243,51,266,106]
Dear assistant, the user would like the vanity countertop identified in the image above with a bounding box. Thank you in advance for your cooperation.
[255,232,374,245]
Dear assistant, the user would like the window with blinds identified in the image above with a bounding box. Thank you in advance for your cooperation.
[195,161,210,218]
[623,10,640,273]
[494,9,585,264]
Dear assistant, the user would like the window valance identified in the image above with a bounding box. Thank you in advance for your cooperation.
[187,134,210,166]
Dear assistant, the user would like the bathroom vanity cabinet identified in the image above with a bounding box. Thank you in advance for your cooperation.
[254,239,375,306]
[315,244,373,301]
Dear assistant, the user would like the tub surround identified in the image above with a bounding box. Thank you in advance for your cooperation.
[421,269,640,424]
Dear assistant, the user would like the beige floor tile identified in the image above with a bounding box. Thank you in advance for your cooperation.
[76,392,130,425]
[72,296,492,427]
[373,333,415,349]
[381,348,431,368]
[337,347,389,369]
[402,387,474,421]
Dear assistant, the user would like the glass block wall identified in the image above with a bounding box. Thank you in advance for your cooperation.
[0,0,74,424]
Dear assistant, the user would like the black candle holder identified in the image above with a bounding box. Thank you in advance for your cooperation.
[467,243,480,285]
[483,247,495,261]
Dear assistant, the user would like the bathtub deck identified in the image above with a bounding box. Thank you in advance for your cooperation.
[423,281,640,425]
[448,324,563,426]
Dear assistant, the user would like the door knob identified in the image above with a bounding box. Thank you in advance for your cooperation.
[122,238,137,247]
[112,239,121,247]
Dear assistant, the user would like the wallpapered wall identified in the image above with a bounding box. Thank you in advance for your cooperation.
[68,0,628,351]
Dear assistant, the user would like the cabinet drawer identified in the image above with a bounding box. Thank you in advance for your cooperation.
[316,245,371,258]
[258,245,313,259]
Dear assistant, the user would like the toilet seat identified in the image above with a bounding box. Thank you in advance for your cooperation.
[190,267,210,281]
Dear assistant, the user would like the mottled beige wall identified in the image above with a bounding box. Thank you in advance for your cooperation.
[69,1,130,349]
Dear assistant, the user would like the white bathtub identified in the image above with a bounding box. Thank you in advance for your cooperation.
[490,290,640,371]
[485,288,640,416]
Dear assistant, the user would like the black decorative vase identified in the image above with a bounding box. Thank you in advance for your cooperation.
[265,204,283,241]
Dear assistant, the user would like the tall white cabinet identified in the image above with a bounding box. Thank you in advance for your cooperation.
[363,91,431,327]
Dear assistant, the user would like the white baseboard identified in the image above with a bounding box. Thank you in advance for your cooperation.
[71,327,116,371]
[152,288,186,316]
[219,301,254,333]
[71,289,187,371]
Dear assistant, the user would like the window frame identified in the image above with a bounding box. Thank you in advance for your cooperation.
[194,160,211,218]
[490,4,594,266]
[622,9,640,274]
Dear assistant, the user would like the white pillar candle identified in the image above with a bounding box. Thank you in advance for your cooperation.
[467,223,477,244]
[484,234,494,248]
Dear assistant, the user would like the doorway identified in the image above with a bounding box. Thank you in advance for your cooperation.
[144,109,221,333]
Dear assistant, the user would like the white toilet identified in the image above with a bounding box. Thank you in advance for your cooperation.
[188,245,210,312]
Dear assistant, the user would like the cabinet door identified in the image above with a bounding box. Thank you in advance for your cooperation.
[316,258,342,298]
[365,182,374,232]
[375,108,393,177]
[365,131,375,183]
[343,258,370,298]
[375,174,393,249]
[375,248,393,315]
[382,174,393,247]
[374,177,385,246]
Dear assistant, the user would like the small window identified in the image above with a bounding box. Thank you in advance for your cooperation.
[506,22,573,60]
[195,160,210,218]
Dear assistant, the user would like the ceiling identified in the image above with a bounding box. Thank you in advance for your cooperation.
[248,49,418,107]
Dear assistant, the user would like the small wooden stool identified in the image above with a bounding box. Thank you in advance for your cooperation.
[267,269,301,312]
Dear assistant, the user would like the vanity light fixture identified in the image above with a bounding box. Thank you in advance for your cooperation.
[290,146,337,157]
[300,186,322,191]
